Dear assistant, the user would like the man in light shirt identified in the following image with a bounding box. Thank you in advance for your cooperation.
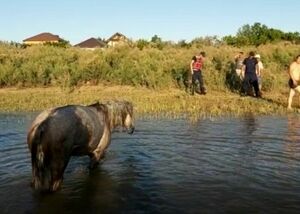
[255,54,264,91]
[287,55,300,110]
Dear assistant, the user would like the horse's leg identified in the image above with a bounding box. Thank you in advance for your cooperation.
[89,127,111,169]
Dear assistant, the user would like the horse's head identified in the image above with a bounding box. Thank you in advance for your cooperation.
[122,101,135,134]
[105,100,135,134]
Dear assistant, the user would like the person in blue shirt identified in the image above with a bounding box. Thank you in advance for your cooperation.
[242,51,261,98]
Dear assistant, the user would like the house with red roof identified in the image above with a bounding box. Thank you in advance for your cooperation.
[74,37,106,50]
[23,32,61,45]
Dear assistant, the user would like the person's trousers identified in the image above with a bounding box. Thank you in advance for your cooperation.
[192,71,205,93]
[242,76,260,96]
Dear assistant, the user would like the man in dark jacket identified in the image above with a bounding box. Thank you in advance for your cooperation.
[242,51,261,98]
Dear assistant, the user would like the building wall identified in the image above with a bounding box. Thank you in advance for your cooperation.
[23,40,59,45]
[107,39,127,47]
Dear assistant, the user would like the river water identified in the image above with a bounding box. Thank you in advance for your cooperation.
[0,113,300,213]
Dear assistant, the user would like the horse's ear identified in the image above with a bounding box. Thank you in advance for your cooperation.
[94,103,108,114]
[88,101,100,108]
[127,101,134,112]
[122,101,133,109]
[99,104,108,111]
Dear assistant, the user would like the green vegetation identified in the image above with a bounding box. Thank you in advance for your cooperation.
[223,23,300,46]
[0,23,299,117]
[0,40,299,91]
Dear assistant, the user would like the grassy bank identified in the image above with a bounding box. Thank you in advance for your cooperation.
[0,42,299,119]
[0,85,293,119]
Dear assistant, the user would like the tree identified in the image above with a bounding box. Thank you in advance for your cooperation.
[136,39,149,50]
[150,35,164,50]
[191,36,221,46]
[151,35,162,43]
[177,40,191,48]
[223,22,300,46]
[236,22,269,46]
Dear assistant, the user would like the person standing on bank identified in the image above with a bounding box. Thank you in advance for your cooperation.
[190,51,206,95]
[242,51,261,98]
[255,54,264,91]
[234,51,244,80]
[287,55,300,110]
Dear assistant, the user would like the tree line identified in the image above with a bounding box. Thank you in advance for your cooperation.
[137,22,300,49]
[223,22,300,47]
[2,23,300,49]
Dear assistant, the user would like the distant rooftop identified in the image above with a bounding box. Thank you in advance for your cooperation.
[107,32,128,42]
[74,37,106,48]
[23,32,60,42]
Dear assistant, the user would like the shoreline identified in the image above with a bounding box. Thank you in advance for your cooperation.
[0,85,293,118]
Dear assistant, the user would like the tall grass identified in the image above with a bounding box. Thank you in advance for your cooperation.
[0,86,289,119]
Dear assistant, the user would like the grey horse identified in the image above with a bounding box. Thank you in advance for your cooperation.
[27,100,134,192]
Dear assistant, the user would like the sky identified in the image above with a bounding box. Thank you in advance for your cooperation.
[0,0,299,45]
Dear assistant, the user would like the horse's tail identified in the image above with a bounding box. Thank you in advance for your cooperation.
[28,119,51,190]
[27,120,48,170]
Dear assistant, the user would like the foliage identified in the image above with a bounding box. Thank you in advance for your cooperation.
[177,40,191,48]
[0,32,299,96]
[136,39,150,50]
[191,36,222,47]
[223,22,300,46]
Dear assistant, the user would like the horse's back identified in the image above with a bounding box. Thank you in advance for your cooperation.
[28,105,106,156]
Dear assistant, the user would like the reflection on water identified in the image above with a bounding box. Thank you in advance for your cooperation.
[287,115,300,143]
[1,113,300,213]
[284,115,300,161]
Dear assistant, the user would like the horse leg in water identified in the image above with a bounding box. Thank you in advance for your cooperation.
[89,126,111,169]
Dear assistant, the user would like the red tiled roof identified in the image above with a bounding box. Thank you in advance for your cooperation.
[23,32,60,42]
[74,37,106,48]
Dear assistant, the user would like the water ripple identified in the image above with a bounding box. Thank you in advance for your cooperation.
[1,114,300,213]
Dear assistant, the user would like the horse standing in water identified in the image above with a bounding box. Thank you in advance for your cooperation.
[27,100,134,192]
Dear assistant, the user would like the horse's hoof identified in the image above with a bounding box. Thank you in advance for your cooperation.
[88,160,99,169]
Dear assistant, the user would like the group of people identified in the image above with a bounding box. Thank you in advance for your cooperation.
[236,52,300,109]
[189,50,264,97]
[190,50,300,110]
